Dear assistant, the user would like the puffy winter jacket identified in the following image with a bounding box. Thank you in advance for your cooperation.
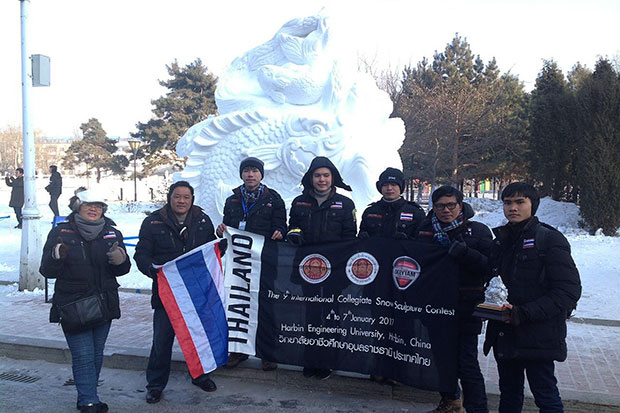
[222,185,287,238]
[288,191,357,245]
[39,214,131,330]
[134,205,216,309]
[359,197,425,238]
[415,203,493,335]
[483,217,581,361]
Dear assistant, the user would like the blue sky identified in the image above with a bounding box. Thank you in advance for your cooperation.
[1,0,618,138]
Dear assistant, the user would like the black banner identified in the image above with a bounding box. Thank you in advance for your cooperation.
[230,232,459,392]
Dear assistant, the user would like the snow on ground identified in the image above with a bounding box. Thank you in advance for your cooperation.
[0,182,618,320]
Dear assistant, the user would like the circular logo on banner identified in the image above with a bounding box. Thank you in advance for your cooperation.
[299,254,331,284]
[392,256,421,290]
[346,252,379,285]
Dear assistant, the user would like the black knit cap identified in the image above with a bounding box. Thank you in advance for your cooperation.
[167,181,195,205]
[376,167,404,193]
[301,156,352,192]
[239,157,264,179]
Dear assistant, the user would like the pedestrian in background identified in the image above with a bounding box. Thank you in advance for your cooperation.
[5,167,24,229]
[416,186,493,413]
[39,189,131,412]
[134,181,219,404]
[46,164,63,216]
[484,182,581,412]
[217,157,286,371]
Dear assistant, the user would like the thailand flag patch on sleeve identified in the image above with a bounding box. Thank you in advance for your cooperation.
[103,231,117,239]
[400,212,414,221]
[523,238,535,248]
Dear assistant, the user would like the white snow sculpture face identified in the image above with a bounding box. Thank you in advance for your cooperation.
[176,12,405,224]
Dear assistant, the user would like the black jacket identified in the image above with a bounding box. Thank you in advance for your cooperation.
[46,171,62,196]
[359,197,425,238]
[289,190,357,245]
[5,176,24,208]
[134,205,216,309]
[39,214,131,330]
[223,185,287,238]
[483,217,581,361]
[415,203,493,335]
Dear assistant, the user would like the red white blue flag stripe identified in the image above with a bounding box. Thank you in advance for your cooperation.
[157,239,228,378]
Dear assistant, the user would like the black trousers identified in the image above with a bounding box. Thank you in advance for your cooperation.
[13,207,23,226]
[497,358,563,412]
[49,194,60,216]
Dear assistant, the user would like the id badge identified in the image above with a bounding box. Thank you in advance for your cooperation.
[239,221,246,230]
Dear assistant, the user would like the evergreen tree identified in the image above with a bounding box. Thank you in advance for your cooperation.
[63,118,128,183]
[576,59,620,235]
[529,60,578,200]
[395,35,528,186]
[133,59,218,172]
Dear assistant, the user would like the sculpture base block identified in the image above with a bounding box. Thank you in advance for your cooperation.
[473,303,510,322]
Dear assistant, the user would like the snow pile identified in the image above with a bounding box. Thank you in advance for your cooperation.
[467,196,587,235]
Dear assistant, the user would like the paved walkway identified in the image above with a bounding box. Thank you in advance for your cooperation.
[1,284,619,409]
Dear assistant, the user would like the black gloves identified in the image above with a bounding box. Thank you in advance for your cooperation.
[393,232,408,240]
[286,228,304,246]
[508,305,522,326]
[218,238,228,256]
[448,239,468,259]
[358,231,370,240]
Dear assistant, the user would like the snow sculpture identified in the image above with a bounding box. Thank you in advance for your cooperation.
[176,12,405,223]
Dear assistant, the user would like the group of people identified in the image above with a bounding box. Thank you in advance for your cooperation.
[39,155,580,413]
[4,165,62,229]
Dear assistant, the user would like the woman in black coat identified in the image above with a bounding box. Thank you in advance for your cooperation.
[40,189,131,413]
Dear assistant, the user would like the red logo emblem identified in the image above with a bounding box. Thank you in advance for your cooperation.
[346,252,379,285]
[299,254,331,284]
[392,256,421,290]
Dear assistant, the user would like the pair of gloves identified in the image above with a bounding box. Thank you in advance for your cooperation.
[52,237,126,266]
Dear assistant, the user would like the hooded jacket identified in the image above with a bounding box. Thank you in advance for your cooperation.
[134,205,216,309]
[416,202,494,335]
[289,157,356,244]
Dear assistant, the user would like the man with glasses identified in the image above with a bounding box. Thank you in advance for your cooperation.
[416,186,493,413]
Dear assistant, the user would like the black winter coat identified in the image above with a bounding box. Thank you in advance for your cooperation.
[46,171,62,196]
[223,185,287,238]
[415,203,493,335]
[5,176,24,208]
[134,205,216,309]
[359,197,425,238]
[483,217,581,361]
[39,214,131,331]
[289,190,357,245]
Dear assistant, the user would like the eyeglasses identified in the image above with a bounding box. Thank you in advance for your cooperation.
[83,203,104,210]
[433,202,458,211]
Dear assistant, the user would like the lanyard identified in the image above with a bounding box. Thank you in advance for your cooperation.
[241,197,257,219]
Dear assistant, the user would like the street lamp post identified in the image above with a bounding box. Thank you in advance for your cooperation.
[128,139,142,202]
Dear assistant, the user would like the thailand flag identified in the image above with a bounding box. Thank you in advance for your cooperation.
[156,239,228,378]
